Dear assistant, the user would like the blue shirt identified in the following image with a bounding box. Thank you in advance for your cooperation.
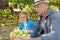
[18,20,36,30]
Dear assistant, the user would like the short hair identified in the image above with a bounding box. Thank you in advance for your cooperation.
[19,12,29,20]
[19,12,27,16]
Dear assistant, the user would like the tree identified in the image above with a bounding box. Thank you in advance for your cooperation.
[49,0,60,10]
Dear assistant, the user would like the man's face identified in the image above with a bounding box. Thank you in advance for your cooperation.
[34,2,48,15]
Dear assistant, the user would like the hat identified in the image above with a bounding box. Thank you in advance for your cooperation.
[34,0,49,6]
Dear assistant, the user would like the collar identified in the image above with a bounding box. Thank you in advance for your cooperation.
[46,9,53,17]
[38,9,53,19]
[45,9,53,19]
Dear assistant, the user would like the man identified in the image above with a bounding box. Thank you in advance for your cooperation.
[25,0,60,40]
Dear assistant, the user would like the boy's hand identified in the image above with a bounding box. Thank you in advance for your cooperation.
[10,34,15,40]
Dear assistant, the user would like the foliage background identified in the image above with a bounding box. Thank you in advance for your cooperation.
[0,0,60,40]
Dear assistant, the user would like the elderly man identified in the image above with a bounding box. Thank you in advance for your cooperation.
[25,0,60,40]
[11,0,60,40]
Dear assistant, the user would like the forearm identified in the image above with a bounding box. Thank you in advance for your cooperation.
[40,31,58,40]
[31,31,57,40]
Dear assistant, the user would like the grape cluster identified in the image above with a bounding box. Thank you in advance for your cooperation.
[11,29,28,37]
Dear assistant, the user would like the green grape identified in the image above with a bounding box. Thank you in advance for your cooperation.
[11,29,28,37]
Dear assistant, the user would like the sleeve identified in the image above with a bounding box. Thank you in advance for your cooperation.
[36,20,43,33]
[29,20,36,29]
[40,11,60,40]
[30,20,42,38]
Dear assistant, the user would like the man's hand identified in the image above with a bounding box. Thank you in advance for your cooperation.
[25,36,41,40]
[27,30,34,33]
[31,37,41,40]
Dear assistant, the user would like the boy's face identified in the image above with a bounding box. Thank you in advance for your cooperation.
[34,2,48,15]
[19,14,27,22]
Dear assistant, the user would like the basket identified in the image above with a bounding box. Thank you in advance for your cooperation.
[10,36,31,40]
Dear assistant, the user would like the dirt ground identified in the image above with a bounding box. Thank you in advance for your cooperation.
[0,24,19,40]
